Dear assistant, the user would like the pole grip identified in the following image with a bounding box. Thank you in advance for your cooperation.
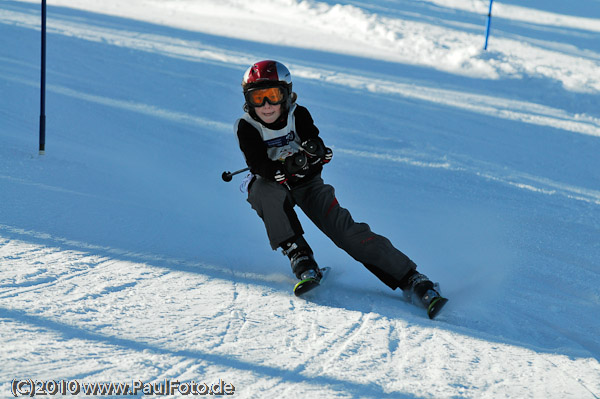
[221,167,250,182]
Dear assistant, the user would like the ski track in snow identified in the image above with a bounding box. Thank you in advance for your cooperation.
[1,229,599,398]
[2,0,600,397]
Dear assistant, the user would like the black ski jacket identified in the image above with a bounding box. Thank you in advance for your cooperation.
[236,105,325,185]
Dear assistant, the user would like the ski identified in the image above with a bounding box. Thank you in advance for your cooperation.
[293,267,330,296]
[404,283,448,319]
[427,296,448,319]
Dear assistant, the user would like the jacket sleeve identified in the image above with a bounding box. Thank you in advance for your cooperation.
[293,106,326,178]
[294,105,325,147]
[236,118,282,180]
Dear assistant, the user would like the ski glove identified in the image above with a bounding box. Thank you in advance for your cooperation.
[302,139,332,165]
[274,169,288,185]
[322,147,333,164]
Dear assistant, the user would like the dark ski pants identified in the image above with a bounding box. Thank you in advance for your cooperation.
[247,174,416,289]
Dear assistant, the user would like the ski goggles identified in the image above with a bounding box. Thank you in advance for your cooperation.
[245,86,286,107]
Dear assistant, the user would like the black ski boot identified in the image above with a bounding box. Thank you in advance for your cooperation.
[281,236,319,279]
[281,236,322,296]
[402,271,448,319]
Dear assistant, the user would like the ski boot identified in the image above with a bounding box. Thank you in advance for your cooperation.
[282,237,318,276]
[403,271,448,319]
[281,237,323,296]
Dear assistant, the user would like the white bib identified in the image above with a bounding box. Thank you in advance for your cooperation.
[238,104,302,162]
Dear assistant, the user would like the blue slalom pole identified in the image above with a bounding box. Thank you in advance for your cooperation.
[483,0,493,50]
[39,0,47,154]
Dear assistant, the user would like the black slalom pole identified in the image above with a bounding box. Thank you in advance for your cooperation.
[39,0,46,154]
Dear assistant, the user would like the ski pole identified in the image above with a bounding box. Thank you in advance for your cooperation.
[221,167,250,182]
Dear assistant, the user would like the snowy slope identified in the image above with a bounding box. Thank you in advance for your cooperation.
[1,0,599,397]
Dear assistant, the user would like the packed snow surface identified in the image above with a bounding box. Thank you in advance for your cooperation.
[1,0,599,397]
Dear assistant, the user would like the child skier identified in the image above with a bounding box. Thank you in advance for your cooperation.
[233,60,446,317]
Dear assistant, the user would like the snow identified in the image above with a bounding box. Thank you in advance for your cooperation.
[1,0,599,397]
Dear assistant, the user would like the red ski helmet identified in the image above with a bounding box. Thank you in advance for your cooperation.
[242,60,293,110]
